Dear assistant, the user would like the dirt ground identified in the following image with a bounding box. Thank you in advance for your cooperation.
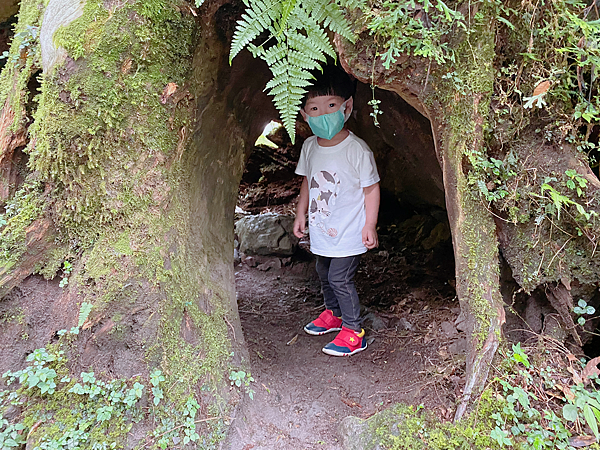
[223,223,466,450]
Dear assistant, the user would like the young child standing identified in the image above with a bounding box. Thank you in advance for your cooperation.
[293,65,380,357]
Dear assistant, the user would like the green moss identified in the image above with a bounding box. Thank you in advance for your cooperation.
[366,395,501,449]
[0,180,45,273]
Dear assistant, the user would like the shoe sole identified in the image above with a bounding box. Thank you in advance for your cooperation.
[322,342,368,357]
[304,326,342,336]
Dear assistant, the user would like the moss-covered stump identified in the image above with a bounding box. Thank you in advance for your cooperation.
[0,0,275,447]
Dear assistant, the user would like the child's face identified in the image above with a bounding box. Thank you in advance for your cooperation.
[301,95,348,118]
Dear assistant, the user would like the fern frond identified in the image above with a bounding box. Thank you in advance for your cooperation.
[263,44,287,65]
[320,3,355,41]
[286,30,327,62]
[288,14,336,59]
[229,0,282,63]
[288,50,321,69]
[266,61,318,142]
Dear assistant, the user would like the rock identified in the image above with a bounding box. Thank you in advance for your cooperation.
[544,314,568,343]
[363,312,387,331]
[440,321,457,336]
[422,222,451,250]
[397,317,413,331]
[244,256,257,267]
[235,213,299,256]
[448,336,467,355]
[455,310,467,332]
[257,259,282,271]
[280,257,292,266]
[338,416,378,450]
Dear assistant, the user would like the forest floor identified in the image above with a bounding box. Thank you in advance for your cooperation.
[222,214,466,450]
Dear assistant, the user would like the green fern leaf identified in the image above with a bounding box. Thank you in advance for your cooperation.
[266,61,317,142]
[286,30,327,62]
[230,0,282,63]
[288,50,320,69]
[320,3,355,41]
[263,44,287,65]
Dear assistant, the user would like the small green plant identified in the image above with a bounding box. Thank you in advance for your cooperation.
[565,169,588,197]
[3,347,63,395]
[229,370,255,400]
[1,25,39,66]
[0,418,26,448]
[150,369,165,406]
[58,261,73,288]
[574,299,596,326]
[490,342,600,449]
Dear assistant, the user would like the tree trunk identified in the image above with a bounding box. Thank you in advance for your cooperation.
[0,0,274,447]
[338,3,504,419]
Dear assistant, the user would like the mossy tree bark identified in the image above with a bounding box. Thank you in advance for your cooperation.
[0,0,274,446]
[338,3,504,419]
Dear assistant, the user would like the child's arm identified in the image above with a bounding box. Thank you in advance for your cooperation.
[293,177,309,238]
[362,182,380,249]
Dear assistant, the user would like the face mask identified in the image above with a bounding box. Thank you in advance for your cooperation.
[306,100,352,141]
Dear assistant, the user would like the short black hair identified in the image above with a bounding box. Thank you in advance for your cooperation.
[301,64,356,108]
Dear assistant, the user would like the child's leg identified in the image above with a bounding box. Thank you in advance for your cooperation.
[315,256,341,316]
[326,255,361,331]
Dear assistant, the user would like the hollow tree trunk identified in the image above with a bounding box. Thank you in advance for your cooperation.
[0,0,274,447]
[338,3,504,419]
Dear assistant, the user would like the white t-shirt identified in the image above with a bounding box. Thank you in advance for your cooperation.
[295,132,380,257]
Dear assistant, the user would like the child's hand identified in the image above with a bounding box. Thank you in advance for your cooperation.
[362,224,378,249]
[293,215,306,238]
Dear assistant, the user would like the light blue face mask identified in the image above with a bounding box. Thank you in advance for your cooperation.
[306,100,350,141]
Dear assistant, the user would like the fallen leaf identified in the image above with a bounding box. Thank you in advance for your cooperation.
[160,82,178,103]
[567,353,578,363]
[567,366,583,385]
[582,356,600,384]
[532,80,551,97]
[121,58,132,74]
[561,276,572,291]
[557,384,576,401]
[340,397,362,408]
[569,435,597,448]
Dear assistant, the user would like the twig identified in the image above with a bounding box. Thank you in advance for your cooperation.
[223,315,236,341]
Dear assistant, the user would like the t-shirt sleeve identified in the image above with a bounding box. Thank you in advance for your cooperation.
[357,146,380,188]
[295,142,309,177]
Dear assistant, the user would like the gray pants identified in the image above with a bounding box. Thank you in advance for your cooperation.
[315,255,362,332]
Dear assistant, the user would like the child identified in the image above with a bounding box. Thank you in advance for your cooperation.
[293,64,380,357]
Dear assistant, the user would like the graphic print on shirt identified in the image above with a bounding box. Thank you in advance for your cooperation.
[309,171,341,237]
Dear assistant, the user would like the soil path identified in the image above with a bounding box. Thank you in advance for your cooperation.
[223,250,464,450]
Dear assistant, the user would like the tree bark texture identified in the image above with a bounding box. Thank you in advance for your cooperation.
[0,0,275,446]
[338,3,505,419]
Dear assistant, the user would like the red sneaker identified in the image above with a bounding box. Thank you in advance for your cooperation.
[304,310,342,335]
[322,327,367,356]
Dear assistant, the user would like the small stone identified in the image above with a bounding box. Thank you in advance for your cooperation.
[440,321,457,336]
[245,256,257,267]
[455,311,467,332]
[363,312,387,331]
[448,337,467,355]
[397,317,413,331]
[257,259,282,271]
